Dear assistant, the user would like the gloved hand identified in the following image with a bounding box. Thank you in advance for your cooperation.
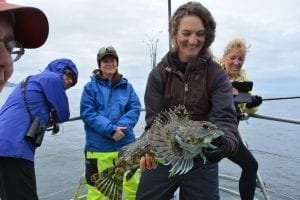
[203,135,230,163]
[246,95,262,108]
[52,123,60,134]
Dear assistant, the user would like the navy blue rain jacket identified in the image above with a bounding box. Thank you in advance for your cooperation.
[0,58,78,162]
[80,73,141,152]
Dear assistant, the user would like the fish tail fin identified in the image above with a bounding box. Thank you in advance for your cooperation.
[91,168,123,200]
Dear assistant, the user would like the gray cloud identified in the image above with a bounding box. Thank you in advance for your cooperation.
[11,0,300,94]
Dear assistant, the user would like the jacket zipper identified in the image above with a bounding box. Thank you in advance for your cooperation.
[173,70,188,105]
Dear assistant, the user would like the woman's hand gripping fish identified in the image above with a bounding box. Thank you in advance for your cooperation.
[91,105,223,200]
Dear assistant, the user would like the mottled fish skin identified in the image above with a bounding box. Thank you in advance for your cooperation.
[91,105,223,200]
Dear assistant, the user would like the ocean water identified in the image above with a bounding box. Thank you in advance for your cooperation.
[1,86,299,200]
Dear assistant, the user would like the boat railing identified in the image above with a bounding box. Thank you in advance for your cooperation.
[59,103,300,200]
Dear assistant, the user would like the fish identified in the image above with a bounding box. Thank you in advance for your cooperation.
[90,105,223,200]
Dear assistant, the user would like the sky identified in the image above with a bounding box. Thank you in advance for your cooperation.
[8,0,300,97]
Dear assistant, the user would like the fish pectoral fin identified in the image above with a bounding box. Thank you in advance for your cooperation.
[199,152,207,164]
[155,157,166,164]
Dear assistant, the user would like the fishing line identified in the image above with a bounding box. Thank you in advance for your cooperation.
[249,148,300,160]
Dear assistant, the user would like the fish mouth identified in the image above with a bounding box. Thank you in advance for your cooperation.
[175,134,202,151]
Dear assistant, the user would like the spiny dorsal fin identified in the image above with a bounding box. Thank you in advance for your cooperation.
[152,105,189,127]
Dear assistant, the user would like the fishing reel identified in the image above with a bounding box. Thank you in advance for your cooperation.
[48,108,64,135]
[238,113,249,121]
[46,123,64,136]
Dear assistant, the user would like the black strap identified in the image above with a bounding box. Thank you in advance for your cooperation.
[21,76,33,122]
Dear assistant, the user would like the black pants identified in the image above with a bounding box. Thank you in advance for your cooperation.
[137,163,219,200]
[228,137,258,200]
[0,157,38,200]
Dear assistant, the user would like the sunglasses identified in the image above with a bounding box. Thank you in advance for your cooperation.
[0,38,25,62]
[98,46,116,55]
[63,69,76,86]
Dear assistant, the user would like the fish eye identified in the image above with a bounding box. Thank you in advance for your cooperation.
[185,137,193,143]
[202,124,209,129]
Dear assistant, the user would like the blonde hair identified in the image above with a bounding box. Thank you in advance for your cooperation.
[220,38,250,64]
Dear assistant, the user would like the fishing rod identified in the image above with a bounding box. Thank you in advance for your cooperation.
[65,108,300,125]
[249,113,300,125]
[168,0,171,50]
[262,96,300,101]
[67,109,146,122]
[46,116,81,133]
[52,105,300,130]
[68,116,81,122]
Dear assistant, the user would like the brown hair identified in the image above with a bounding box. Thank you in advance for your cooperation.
[169,1,216,52]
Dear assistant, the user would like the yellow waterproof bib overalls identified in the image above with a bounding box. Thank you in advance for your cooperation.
[85,151,140,200]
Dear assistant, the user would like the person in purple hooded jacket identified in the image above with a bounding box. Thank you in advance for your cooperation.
[0,58,78,200]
